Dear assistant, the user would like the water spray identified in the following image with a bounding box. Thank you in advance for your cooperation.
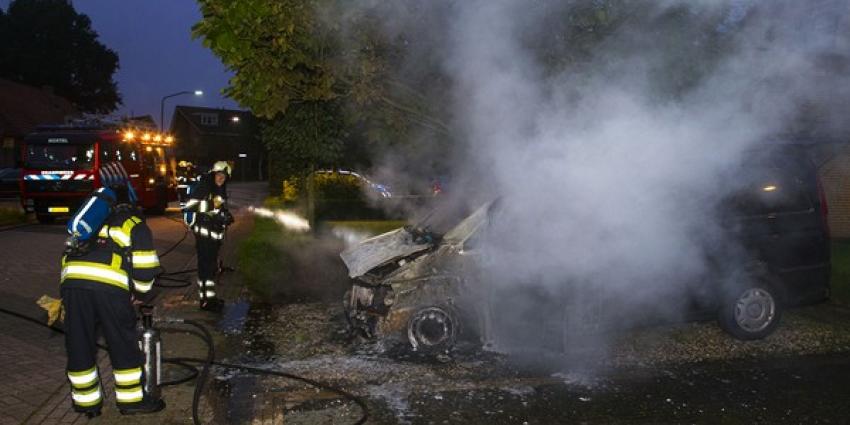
[248,206,311,232]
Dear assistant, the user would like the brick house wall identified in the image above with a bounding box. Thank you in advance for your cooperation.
[819,145,850,238]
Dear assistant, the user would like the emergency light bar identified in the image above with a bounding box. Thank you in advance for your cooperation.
[122,129,175,146]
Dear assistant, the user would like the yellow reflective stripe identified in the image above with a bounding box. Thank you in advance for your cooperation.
[113,367,142,385]
[134,279,154,293]
[67,368,98,388]
[109,226,131,247]
[115,387,143,403]
[67,366,97,377]
[98,227,109,238]
[121,218,138,236]
[61,263,128,290]
[72,385,102,406]
[111,253,123,269]
[194,227,223,239]
[131,251,160,268]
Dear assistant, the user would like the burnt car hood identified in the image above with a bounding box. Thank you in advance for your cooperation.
[340,201,494,278]
[340,228,432,278]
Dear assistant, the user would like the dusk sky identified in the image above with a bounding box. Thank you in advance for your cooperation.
[1,0,241,128]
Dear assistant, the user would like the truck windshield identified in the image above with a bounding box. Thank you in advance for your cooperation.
[25,143,95,170]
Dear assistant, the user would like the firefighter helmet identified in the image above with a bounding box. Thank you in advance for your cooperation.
[98,161,137,204]
[210,161,232,178]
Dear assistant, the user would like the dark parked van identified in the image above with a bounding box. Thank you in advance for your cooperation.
[711,144,830,339]
[341,143,831,352]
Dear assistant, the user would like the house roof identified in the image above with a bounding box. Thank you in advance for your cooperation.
[0,78,77,138]
[170,105,256,137]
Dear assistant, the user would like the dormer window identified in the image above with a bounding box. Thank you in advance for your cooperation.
[199,113,218,126]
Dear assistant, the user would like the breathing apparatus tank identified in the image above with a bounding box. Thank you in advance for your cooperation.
[64,187,117,256]
[139,305,162,401]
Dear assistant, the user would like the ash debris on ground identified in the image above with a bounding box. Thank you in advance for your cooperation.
[211,297,850,423]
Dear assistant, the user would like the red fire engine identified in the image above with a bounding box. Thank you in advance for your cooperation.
[20,122,177,223]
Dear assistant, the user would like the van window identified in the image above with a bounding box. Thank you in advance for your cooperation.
[728,156,813,216]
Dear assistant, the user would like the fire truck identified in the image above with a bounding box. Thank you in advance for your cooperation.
[20,121,178,223]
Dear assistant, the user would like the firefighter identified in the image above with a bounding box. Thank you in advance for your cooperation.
[176,161,199,207]
[183,161,233,311]
[60,162,165,417]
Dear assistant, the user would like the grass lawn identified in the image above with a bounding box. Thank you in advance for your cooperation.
[831,240,850,305]
[238,211,408,302]
[238,217,292,300]
[0,207,26,226]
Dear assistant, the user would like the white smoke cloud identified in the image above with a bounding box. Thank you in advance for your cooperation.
[333,0,850,352]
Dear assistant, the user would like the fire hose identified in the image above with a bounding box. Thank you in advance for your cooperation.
[0,306,369,424]
[155,214,237,288]
[152,215,196,288]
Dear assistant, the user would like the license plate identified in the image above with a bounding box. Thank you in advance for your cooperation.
[48,207,69,213]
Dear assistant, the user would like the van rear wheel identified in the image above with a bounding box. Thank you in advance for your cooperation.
[717,283,782,340]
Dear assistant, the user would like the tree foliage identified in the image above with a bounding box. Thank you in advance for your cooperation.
[193,0,451,186]
[0,0,121,113]
[193,0,737,188]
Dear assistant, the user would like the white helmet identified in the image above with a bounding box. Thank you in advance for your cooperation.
[211,161,232,177]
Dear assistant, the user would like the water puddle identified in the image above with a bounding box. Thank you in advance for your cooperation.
[217,300,251,335]
[211,303,279,424]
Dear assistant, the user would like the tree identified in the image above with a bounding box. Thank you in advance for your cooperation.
[193,0,453,190]
[193,0,738,195]
[0,0,121,113]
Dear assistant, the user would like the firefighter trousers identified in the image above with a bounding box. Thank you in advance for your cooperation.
[61,286,145,412]
[195,232,221,302]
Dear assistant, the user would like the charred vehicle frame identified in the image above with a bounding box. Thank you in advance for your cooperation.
[340,145,831,353]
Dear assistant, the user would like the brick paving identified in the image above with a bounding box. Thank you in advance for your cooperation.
[0,183,266,424]
[0,215,193,425]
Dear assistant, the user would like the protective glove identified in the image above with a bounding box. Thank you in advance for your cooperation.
[36,295,64,325]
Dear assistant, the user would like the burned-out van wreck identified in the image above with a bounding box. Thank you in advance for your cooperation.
[341,147,833,355]
[340,202,495,353]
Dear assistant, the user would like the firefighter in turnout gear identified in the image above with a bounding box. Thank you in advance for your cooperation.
[183,161,233,312]
[60,162,165,417]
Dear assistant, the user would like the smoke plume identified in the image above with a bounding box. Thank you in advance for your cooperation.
[335,0,850,353]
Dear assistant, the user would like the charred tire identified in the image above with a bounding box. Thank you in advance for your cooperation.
[717,283,782,340]
[36,214,55,224]
[407,306,458,353]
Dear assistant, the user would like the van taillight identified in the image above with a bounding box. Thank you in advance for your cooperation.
[817,176,830,239]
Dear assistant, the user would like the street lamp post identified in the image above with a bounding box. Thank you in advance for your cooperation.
[160,90,203,131]
[238,153,247,181]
